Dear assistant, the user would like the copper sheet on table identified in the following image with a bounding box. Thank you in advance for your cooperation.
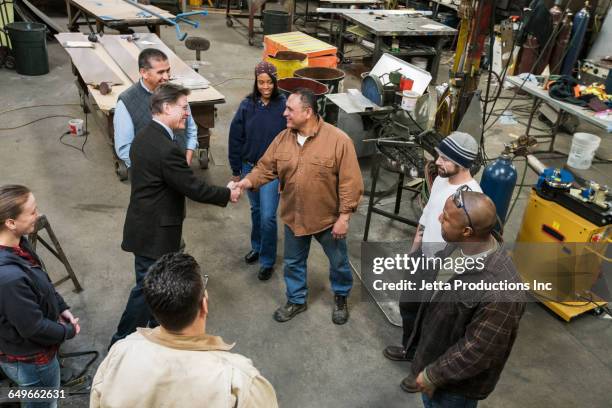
[63,47,124,85]
[98,36,140,83]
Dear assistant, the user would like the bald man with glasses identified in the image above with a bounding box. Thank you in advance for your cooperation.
[404,192,525,408]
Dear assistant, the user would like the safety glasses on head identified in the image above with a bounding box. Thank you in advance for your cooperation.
[452,185,474,232]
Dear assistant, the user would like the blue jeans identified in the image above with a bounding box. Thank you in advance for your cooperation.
[283,224,353,304]
[242,162,280,268]
[110,255,158,347]
[0,356,60,408]
[422,391,478,408]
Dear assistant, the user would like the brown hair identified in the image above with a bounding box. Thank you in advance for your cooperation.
[0,185,31,230]
[150,83,190,115]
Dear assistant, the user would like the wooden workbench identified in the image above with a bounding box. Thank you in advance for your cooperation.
[65,0,174,36]
[56,32,225,176]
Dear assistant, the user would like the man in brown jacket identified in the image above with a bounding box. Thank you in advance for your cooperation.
[236,89,363,325]
[405,191,525,407]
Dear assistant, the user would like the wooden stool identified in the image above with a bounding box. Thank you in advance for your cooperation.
[28,215,83,293]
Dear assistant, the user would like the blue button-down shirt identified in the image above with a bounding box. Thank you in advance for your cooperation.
[113,80,198,168]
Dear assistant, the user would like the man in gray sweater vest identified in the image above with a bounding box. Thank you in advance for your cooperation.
[114,48,199,171]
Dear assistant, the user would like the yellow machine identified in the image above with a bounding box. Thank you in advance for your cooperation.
[514,174,610,322]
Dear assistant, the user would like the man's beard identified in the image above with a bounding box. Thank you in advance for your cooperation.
[437,165,459,178]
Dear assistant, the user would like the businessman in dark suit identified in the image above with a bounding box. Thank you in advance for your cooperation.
[110,83,241,347]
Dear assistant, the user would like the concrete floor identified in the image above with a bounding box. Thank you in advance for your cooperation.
[0,12,611,408]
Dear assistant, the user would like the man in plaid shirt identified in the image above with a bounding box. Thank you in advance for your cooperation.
[404,191,526,408]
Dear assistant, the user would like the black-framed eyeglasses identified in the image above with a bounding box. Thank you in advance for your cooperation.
[452,185,475,232]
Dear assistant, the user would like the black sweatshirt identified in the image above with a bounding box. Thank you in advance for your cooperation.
[0,238,76,356]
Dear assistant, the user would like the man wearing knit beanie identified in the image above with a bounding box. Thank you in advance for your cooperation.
[382,131,483,373]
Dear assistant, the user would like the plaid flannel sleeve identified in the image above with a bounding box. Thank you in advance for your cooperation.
[425,301,524,388]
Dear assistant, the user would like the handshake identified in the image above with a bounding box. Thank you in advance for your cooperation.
[226,177,252,203]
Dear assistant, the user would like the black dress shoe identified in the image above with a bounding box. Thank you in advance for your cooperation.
[273,302,307,322]
[400,374,419,393]
[244,250,259,264]
[257,267,274,281]
[383,345,414,362]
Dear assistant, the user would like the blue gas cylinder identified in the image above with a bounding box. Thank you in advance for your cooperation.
[561,2,591,76]
[480,153,518,224]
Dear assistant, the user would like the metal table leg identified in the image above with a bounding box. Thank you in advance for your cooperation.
[432,2,440,19]
[524,97,540,138]
[430,36,445,84]
[548,108,563,152]
[363,158,381,242]
[364,157,420,243]
[373,35,384,65]
[337,16,346,60]
[394,172,404,215]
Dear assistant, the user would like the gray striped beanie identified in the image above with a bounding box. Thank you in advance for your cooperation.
[435,131,478,168]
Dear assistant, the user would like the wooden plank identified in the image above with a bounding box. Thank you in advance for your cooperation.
[70,0,174,21]
[21,0,63,33]
[133,34,210,87]
[98,35,141,82]
[63,47,124,85]
[264,31,337,58]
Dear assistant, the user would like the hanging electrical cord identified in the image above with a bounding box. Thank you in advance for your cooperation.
[0,103,81,116]
[482,0,576,130]
[503,159,529,224]
[479,70,502,103]
[479,3,499,165]
[59,130,89,158]
[481,16,523,125]
[0,115,75,131]
[0,102,90,156]
[405,110,425,132]
[483,0,579,134]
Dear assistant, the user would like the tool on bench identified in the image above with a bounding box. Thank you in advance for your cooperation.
[121,0,208,41]
[82,11,100,42]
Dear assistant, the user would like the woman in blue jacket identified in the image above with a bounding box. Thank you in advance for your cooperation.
[0,185,80,407]
[229,61,287,281]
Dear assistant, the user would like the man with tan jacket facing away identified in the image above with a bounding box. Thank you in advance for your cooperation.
[235,88,364,325]
[90,253,278,408]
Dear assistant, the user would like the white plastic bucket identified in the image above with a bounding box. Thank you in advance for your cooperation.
[401,90,419,112]
[68,119,84,136]
[567,132,601,170]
